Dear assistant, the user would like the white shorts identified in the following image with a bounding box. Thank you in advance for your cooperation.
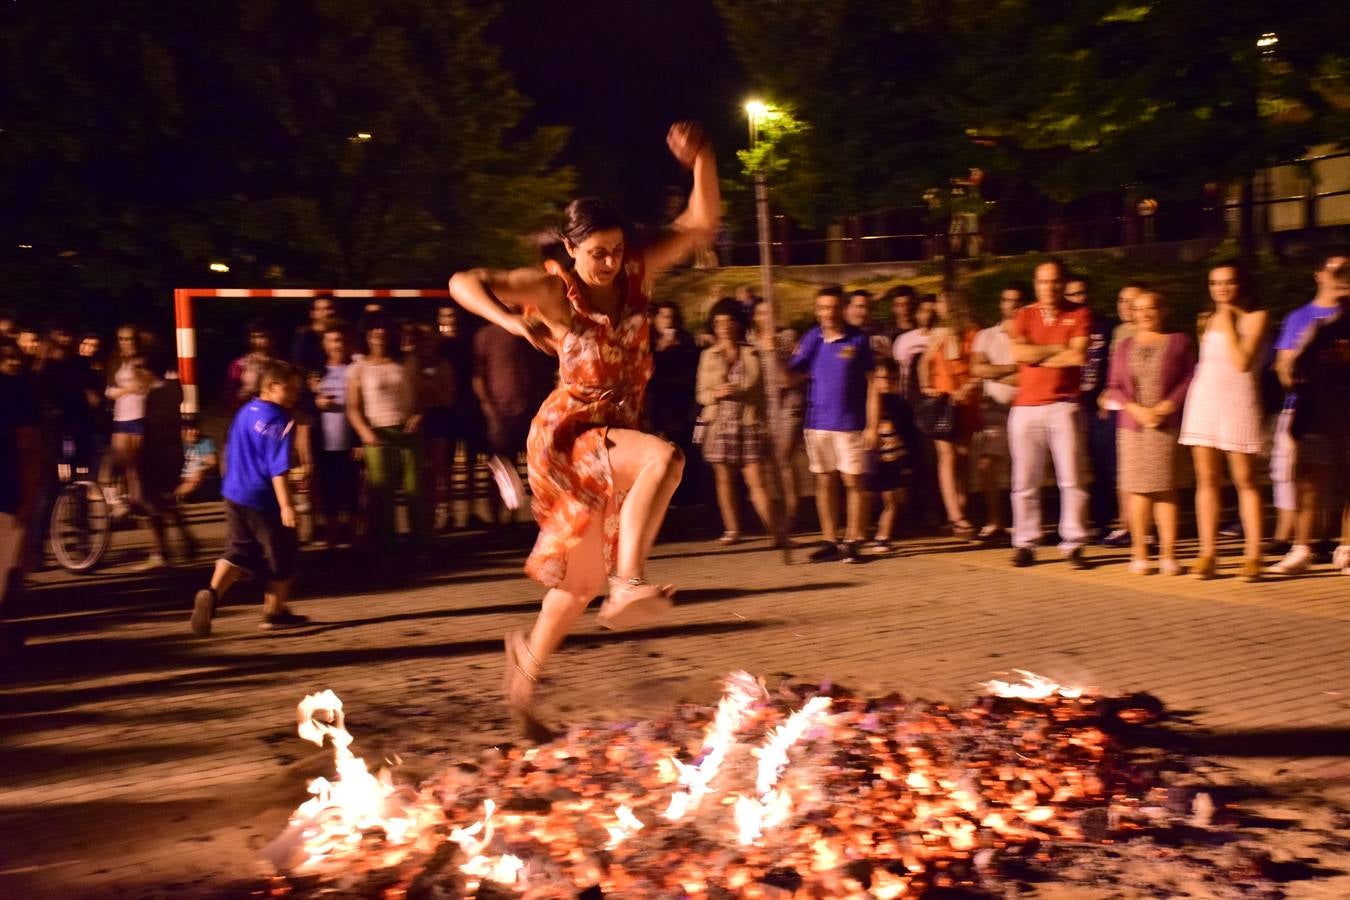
[804,429,867,476]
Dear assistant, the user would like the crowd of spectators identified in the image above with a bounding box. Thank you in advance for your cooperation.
[1,248,1347,618]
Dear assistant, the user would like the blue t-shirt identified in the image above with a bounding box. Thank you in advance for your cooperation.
[223,399,295,511]
[1275,301,1339,410]
[789,326,874,432]
[182,436,218,479]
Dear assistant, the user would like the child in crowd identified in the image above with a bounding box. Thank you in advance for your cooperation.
[176,417,219,502]
[138,351,197,568]
[189,361,307,635]
[866,358,915,552]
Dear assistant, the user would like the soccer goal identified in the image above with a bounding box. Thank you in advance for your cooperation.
[171,287,451,415]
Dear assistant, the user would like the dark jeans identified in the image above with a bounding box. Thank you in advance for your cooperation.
[1085,408,1118,532]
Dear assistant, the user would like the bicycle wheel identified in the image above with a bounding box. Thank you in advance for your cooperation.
[50,480,112,573]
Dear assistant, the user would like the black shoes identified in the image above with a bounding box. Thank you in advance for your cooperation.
[840,542,863,564]
[1066,547,1090,570]
[1012,547,1035,567]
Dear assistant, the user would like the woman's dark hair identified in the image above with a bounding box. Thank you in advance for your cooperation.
[560,197,629,247]
[708,297,746,333]
[653,300,686,330]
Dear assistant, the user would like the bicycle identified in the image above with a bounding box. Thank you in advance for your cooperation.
[49,436,112,573]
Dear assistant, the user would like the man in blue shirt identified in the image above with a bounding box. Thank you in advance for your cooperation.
[190,360,307,635]
[789,286,876,563]
[1269,247,1349,574]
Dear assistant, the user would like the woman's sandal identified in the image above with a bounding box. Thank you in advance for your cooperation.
[503,631,556,744]
[718,531,742,545]
[949,519,976,538]
[598,577,675,631]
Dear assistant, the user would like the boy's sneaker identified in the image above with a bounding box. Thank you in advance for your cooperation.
[1268,544,1311,576]
[807,542,842,564]
[840,542,863,564]
[190,589,216,637]
[259,610,311,631]
[488,455,525,511]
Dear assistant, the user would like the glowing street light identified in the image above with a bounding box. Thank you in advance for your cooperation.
[209,261,230,273]
[1257,32,1279,52]
[349,131,373,143]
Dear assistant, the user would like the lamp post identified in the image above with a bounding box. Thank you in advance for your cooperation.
[745,99,790,559]
[744,101,774,314]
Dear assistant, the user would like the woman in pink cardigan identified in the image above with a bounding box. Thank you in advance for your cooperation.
[1103,290,1195,574]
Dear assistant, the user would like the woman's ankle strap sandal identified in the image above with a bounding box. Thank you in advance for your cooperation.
[598,577,674,631]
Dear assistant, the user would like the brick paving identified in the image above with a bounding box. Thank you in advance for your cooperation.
[1,505,1348,898]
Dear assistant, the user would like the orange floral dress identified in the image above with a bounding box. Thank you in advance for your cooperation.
[524,256,654,587]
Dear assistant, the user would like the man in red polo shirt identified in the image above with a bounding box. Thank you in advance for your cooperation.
[1008,260,1091,568]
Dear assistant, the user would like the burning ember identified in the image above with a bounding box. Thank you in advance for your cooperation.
[262,672,1241,897]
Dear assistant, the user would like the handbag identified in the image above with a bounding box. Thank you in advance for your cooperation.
[914,394,955,438]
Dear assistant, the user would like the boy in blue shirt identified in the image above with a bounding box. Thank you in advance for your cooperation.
[190,361,306,635]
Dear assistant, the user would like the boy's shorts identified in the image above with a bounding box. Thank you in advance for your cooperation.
[222,500,297,582]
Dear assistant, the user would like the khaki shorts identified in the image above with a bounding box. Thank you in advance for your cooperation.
[804,429,867,476]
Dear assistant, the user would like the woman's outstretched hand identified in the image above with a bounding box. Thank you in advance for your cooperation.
[667,121,708,169]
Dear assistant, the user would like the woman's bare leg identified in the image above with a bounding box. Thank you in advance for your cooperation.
[607,429,685,582]
[1155,491,1179,561]
[1127,493,1150,562]
[876,490,900,541]
[779,445,800,528]
[1228,451,1262,560]
[711,463,741,535]
[742,462,776,536]
[518,515,608,704]
[1192,446,1222,558]
[936,439,969,525]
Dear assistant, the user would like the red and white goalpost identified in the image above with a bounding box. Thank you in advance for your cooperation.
[172,287,451,415]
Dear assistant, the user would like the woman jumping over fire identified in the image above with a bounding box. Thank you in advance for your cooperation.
[448,122,721,738]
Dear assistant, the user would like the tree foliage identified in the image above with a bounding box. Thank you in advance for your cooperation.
[716,0,1348,217]
[0,0,573,318]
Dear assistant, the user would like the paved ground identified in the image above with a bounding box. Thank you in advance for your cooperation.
[1,502,1348,898]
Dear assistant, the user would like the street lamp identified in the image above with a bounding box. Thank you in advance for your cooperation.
[209,261,230,273]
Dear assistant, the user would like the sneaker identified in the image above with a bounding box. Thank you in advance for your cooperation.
[1267,544,1311,576]
[808,542,842,564]
[259,610,311,631]
[488,455,525,511]
[135,553,168,572]
[1218,520,1244,539]
[868,539,894,554]
[1011,547,1035,568]
[976,525,1006,542]
[1334,545,1350,571]
[190,588,216,637]
[1066,547,1090,570]
[1127,559,1152,575]
[1100,529,1131,548]
[1158,558,1183,576]
[840,542,863,564]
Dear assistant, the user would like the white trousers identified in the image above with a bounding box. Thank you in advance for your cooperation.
[1009,402,1087,551]
[1269,408,1296,512]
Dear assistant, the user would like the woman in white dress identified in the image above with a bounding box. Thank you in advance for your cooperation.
[1178,262,1268,581]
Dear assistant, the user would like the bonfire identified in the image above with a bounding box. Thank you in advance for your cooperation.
[261,671,1237,898]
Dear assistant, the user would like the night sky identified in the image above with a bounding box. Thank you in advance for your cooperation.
[491,0,747,221]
